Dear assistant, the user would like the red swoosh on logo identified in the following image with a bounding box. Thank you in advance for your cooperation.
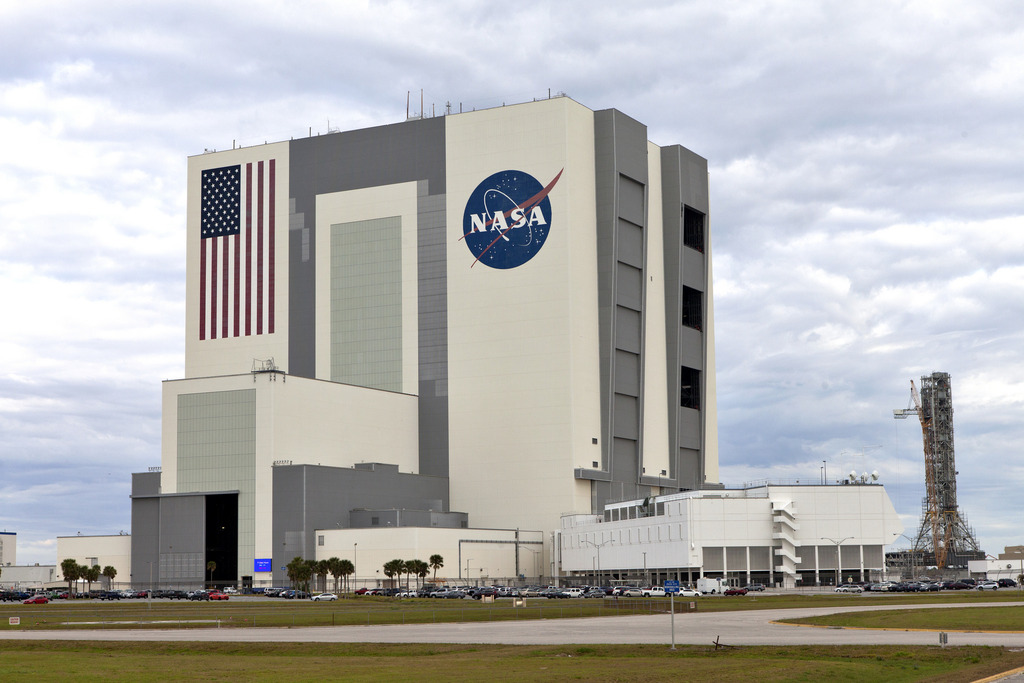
[461,168,564,267]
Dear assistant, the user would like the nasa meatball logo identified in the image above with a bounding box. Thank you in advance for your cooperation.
[461,168,563,269]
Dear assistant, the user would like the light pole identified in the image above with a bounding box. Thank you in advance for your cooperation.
[353,542,357,593]
[520,545,541,581]
[821,536,853,587]
[642,552,647,586]
[898,533,917,580]
[582,539,614,586]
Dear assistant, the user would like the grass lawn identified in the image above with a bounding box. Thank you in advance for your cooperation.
[779,605,1024,632]
[3,641,1024,682]
[3,592,1023,631]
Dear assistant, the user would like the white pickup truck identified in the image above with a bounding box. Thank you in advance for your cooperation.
[641,586,666,597]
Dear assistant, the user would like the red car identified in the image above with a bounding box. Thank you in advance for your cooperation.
[23,595,49,604]
[208,591,230,600]
[724,587,748,596]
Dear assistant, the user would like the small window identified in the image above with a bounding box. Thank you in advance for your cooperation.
[318,535,324,546]
[371,517,379,526]
[683,206,704,253]
[681,366,701,409]
[682,287,702,330]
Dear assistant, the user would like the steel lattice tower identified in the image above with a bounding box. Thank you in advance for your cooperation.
[894,372,981,569]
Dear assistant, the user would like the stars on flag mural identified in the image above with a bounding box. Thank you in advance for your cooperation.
[199,160,276,340]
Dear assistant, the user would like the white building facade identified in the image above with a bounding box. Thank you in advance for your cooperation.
[560,484,903,588]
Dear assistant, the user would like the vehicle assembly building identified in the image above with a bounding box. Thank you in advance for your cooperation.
[130,96,723,587]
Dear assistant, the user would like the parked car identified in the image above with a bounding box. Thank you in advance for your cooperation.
[678,588,701,598]
[744,584,766,592]
[724,587,748,596]
[834,585,863,593]
[998,578,1018,588]
[641,586,666,598]
[188,591,210,601]
[620,587,644,597]
[97,591,122,600]
[208,591,230,600]
[311,593,337,601]
[976,581,999,591]
[612,586,639,597]
[23,595,49,604]
[165,590,189,600]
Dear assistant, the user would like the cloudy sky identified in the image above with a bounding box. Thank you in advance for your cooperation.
[2,1,1022,566]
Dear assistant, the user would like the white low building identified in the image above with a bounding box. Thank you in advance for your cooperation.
[56,534,133,589]
[559,483,903,588]
[314,526,546,589]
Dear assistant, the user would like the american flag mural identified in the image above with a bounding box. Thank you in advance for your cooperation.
[199,160,276,340]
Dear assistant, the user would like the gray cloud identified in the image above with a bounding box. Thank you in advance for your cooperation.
[2,0,1022,563]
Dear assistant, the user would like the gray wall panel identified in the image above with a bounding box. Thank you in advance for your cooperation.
[287,117,446,380]
[592,108,650,513]
[271,463,451,583]
[660,145,710,490]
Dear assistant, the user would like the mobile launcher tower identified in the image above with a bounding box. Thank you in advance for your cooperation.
[894,372,983,570]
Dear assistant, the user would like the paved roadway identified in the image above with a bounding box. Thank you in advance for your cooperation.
[3,600,1024,647]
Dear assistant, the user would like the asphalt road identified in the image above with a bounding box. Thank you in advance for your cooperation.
[3,601,1024,647]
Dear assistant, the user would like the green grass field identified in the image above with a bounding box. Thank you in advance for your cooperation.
[3,591,1023,632]
[3,641,1024,682]
[780,605,1024,632]
[4,594,1024,680]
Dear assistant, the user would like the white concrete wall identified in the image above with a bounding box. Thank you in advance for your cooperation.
[560,485,903,577]
[185,143,291,379]
[445,98,599,534]
[0,532,15,567]
[161,373,419,578]
[642,141,671,483]
[315,527,546,587]
[314,181,420,392]
[56,535,132,587]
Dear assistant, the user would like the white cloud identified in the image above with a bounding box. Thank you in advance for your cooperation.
[2,0,1024,564]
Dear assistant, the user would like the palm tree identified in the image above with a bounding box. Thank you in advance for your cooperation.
[327,557,343,592]
[206,560,217,588]
[338,559,354,593]
[414,559,429,588]
[429,554,444,583]
[102,565,118,590]
[401,557,413,589]
[383,559,404,589]
[286,556,304,588]
[315,560,330,593]
[85,565,101,593]
[60,559,80,595]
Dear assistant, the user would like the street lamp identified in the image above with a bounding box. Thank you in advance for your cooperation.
[582,539,614,586]
[520,545,541,581]
[898,533,917,580]
[353,542,357,593]
[821,537,854,587]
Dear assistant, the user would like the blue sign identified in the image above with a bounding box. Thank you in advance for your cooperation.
[461,168,562,269]
[254,558,272,573]
[664,580,680,594]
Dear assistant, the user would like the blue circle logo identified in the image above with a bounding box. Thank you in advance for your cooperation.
[461,168,563,269]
